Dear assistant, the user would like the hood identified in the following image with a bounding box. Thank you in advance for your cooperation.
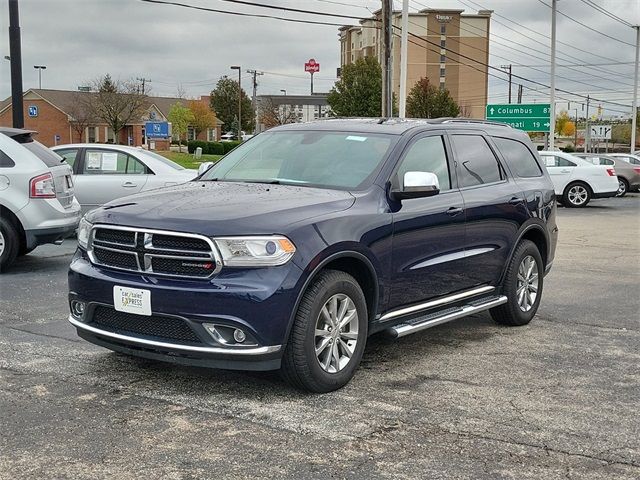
[86,181,355,236]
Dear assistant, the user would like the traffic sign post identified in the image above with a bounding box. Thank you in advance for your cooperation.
[304,58,320,95]
[486,103,552,133]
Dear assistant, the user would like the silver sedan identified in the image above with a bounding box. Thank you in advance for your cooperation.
[52,144,198,214]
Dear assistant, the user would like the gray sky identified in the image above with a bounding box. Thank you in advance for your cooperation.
[1,0,639,118]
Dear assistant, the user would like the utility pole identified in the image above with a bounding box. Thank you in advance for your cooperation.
[501,64,512,104]
[398,0,409,117]
[247,69,264,134]
[136,77,151,95]
[549,0,557,151]
[517,84,523,104]
[584,95,590,153]
[8,0,24,128]
[574,107,578,149]
[381,0,393,117]
[631,26,639,153]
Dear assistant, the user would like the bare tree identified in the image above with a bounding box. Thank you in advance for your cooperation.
[458,104,472,118]
[84,74,149,143]
[258,97,297,129]
[67,102,95,142]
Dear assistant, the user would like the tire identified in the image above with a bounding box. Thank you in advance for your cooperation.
[0,217,20,273]
[616,177,628,197]
[281,269,368,393]
[562,182,591,208]
[490,240,543,326]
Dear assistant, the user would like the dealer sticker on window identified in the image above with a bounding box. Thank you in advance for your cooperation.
[113,286,151,316]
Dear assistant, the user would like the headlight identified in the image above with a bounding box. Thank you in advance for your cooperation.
[214,236,296,267]
[77,217,93,249]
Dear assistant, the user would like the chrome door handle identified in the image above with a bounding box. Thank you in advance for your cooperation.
[446,207,464,216]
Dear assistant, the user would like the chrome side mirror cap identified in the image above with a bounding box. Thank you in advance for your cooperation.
[392,171,440,200]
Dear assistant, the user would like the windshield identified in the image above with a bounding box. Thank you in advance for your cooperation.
[142,150,186,170]
[201,130,396,190]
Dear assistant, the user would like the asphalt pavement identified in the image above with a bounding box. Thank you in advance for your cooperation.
[1,194,639,479]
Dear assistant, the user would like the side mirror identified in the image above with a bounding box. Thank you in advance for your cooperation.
[197,161,214,176]
[392,171,440,200]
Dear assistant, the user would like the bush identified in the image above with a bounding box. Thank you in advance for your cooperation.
[187,141,225,155]
[222,141,242,154]
[562,144,576,153]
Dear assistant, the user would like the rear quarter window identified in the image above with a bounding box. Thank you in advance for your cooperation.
[492,137,543,178]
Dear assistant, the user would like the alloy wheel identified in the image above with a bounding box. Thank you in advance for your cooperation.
[617,179,626,197]
[516,255,539,312]
[567,185,588,206]
[0,231,5,257]
[314,293,359,373]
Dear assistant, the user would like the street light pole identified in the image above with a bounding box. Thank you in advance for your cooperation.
[231,66,242,140]
[8,0,24,128]
[34,65,46,89]
[549,0,557,151]
[631,26,639,153]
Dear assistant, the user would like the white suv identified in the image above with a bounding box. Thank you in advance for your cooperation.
[0,128,81,271]
[539,150,619,207]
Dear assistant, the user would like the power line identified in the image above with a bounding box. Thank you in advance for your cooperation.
[213,0,364,20]
[578,0,633,28]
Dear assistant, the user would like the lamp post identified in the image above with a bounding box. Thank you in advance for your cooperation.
[230,65,241,140]
[280,89,287,96]
[34,65,46,89]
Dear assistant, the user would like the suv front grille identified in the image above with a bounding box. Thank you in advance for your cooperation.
[88,226,221,279]
[90,305,201,344]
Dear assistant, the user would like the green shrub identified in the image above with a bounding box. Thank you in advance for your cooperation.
[206,142,225,155]
[187,140,207,154]
[222,141,242,154]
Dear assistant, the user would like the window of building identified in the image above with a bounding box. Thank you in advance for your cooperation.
[440,24,446,34]
[440,67,446,78]
[451,135,504,187]
[440,54,446,63]
[396,136,451,191]
[492,137,543,178]
[87,126,97,143]
[187,126,196,141]
[207,128,217,142]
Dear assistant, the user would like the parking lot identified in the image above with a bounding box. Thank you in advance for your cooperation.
[0,194,638,479]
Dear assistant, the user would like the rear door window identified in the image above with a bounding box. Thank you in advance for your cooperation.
[82,149,148,175]
[55,149,79,169]
[451,134,503,187]
[492,137,542,177]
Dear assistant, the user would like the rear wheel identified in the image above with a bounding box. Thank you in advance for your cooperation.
[562,182,591,208]
[281,270,368,393]
[0,218,19,272]
[491,240,543,326]
[616,178,628,197]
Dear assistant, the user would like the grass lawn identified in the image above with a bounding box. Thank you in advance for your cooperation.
[157,151,222,169]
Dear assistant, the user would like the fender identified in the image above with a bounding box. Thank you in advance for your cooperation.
[498,220,549,288]
[283,250,381,346]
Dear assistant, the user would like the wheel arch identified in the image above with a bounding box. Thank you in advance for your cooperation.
[499,222,549,288]
[0,203,26,251]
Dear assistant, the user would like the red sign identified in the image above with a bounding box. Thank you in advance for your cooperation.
[305,58,320,74]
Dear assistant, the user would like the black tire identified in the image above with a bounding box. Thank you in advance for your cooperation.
[562,181,591,208]
[616,177,628,197]
[0,217,20,273]
[281,269,368,393]
[490,240,543,326]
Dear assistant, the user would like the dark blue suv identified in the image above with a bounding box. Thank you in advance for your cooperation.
[69,119,558,392]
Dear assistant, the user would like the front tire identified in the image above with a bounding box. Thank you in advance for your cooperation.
[562,182,591,208]
[0,218,19,273]
[281,270,368,393]
[491,240,543,326]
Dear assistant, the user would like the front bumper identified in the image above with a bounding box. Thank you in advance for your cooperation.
[68,250,305,371]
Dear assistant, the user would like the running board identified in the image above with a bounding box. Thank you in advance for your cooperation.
[386,295,508,338]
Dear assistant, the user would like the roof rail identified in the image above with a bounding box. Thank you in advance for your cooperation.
[435,118,512,128]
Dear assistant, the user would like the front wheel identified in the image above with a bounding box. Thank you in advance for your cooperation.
[491,240,543,326]
[281,270,368,393]
[562,182,591,208]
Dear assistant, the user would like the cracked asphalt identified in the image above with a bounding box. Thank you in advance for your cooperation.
[1,194,639,479]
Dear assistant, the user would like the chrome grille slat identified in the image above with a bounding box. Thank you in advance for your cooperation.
[87,225,222,279]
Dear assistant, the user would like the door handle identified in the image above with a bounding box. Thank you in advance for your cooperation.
[122,182,137,188]
[446,207,464,216]
[508,197,523,205]
[560,169,571,173]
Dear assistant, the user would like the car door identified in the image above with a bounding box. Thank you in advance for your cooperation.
[388,132,467,310]
[73,148,149,213]
[450,132,529,288]
[540,154,576,193]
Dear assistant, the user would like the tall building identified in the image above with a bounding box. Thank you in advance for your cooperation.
[339,8,492,118]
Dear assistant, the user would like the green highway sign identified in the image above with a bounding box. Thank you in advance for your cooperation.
[486,103,551,132]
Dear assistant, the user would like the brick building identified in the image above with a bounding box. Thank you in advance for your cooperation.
[0,89,222,148]
[339,8,492,118]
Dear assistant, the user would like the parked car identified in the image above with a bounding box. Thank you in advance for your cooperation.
[573,153,640,196]
[220,132,237,142]
[539,150,618,207]
[68,119,558,392]
[610,153,640,166]
[51,144,197,214]
[0,127,81,271]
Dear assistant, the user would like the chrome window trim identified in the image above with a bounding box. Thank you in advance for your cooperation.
[87,224,223,279]
[69,316,281,355]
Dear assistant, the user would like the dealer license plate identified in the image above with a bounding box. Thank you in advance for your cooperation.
[113,286,151,316]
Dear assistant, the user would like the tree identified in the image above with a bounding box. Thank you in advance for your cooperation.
[67,102,95,143]
[210,76,254,134]
[562,120,576,137]
[168,102,194,152]
[83,74,148,143]
[327,56,382,117]
[188,100,217,138]
[405,77,460,118]
[555,110,571,136]
[258,97,297,129]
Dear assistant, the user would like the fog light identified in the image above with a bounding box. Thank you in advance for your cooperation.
[233,329,246,343]
[71,300,85,318]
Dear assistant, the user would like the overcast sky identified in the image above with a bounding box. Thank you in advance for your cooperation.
[1,0,639,118]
